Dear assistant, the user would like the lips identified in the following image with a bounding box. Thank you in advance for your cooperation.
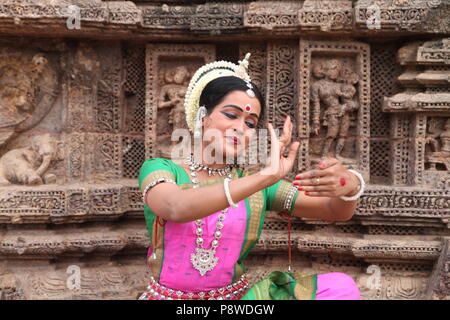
[226,136,241,145]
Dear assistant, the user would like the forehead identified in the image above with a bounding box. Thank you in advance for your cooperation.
[218,90,261,114]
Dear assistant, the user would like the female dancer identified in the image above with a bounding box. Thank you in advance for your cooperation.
[138,54,363,300]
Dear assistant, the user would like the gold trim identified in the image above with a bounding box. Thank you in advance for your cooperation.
[140,170,176,193]
[148,219,165,279]
[293,273,316,300]
[271,180,294,212]
[240,171,265,256]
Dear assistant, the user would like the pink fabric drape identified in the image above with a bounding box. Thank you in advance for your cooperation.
[316,272,361,300]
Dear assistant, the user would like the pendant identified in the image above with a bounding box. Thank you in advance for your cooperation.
[190,248,219,276]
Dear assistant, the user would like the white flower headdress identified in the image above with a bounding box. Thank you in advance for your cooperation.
[184,53,253,133]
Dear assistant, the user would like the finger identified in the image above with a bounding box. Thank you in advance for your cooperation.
[268,123,278,147]
[317,157,339,170]
[295,169,329,180]
[286,141,299,161]
[304,191,336,197]
[268,123,281,160]
[286,116,293,146]
[279,117,291,147]
[294,184,337,192]
[293,175,335,187]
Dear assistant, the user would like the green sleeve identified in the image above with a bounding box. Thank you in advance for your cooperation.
[138,158,177,193]
[265,179,299,215]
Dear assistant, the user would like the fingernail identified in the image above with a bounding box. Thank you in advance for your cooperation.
[297,187,303,191]
[318,162,325,169]
[293,181,299,185]
[295,176,302,180]
[305,191,309,196]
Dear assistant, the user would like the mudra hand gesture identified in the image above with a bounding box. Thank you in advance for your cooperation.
[259,116,299,180]
[260,116,360,198]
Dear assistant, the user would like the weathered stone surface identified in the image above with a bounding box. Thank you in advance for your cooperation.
[0,0,449,300]
[426,237,450,300]
[0,1,447,40]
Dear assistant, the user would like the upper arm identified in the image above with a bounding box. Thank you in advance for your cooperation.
[138,158,181,221]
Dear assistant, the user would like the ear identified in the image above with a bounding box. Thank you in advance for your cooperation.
[203,115,211,129]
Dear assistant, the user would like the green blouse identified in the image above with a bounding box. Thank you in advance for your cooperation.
[138,157,299,281]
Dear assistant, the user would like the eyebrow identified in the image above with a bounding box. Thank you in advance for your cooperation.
[222,104,260,119]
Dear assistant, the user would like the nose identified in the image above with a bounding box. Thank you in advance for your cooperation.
[230,119,245,136]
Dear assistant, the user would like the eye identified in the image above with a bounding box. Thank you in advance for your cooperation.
[245,121,256,129]
[222,112,237,119]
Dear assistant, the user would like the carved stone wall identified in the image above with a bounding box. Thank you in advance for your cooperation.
[0,0,449,300]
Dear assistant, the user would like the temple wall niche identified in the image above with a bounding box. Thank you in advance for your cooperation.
[0,0,448,300]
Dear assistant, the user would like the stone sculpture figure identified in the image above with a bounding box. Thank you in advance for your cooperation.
[0,133,56,186]
[158,65,189,134]
[426,118,450,171]
[310,59,360,158]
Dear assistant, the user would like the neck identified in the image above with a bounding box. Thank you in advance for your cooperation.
[191,142,229,170]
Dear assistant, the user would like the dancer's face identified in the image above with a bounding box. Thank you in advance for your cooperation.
[203,90,261,161]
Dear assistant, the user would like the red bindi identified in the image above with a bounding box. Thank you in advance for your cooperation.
[340,177,346,186]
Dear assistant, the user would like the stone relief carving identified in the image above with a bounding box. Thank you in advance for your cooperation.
[299,0,353,31]
[0,134,56,186]
[0,2,448,299]
[310,59,360,159]
[158,65,190,136]
[425,117,450,171]
[383,38,450,188]
[0,49,58,148]
[298,40,370,179]
[145,44,215,159]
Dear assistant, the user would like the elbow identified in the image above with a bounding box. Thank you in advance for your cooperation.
[166,200,190,223]
[334,212,354,222]
[333,207,357,222]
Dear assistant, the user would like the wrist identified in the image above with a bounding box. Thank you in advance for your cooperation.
[340,169,365,201]
[344,172,360,197]
[256,170,279,188]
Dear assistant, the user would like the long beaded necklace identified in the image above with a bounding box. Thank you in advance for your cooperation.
[186,155,233,276]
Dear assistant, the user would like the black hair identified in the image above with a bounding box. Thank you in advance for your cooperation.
[199,76,265,127]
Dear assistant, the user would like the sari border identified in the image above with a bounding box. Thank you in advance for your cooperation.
[140,170,176,193]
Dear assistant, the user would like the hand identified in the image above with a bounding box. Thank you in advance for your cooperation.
[259,116,300,182]
[292,157,359,197]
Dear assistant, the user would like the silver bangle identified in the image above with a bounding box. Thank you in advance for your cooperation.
[283,186,298,213]
[142,178,176,204]
[339,169,365,201]
[224,177,238,208]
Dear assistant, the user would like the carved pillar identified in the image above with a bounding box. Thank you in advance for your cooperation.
[383,38,450,189]
[426,237,450,300]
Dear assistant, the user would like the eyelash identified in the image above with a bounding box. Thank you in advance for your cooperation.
[222,112,255,129]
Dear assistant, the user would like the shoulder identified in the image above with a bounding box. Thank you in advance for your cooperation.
[139,157,181,177]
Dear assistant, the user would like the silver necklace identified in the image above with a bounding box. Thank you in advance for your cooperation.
[186,156,233,276]
[185,154,233,177]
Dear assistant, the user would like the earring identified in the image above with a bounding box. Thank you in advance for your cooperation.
[194,106,207,138]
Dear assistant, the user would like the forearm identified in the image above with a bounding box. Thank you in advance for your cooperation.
[154,172,276,223]
[325,197,357,221]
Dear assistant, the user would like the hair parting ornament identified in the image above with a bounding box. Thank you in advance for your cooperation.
[184,53,255,135]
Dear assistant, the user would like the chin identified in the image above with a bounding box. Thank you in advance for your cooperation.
[224,148,247,164]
